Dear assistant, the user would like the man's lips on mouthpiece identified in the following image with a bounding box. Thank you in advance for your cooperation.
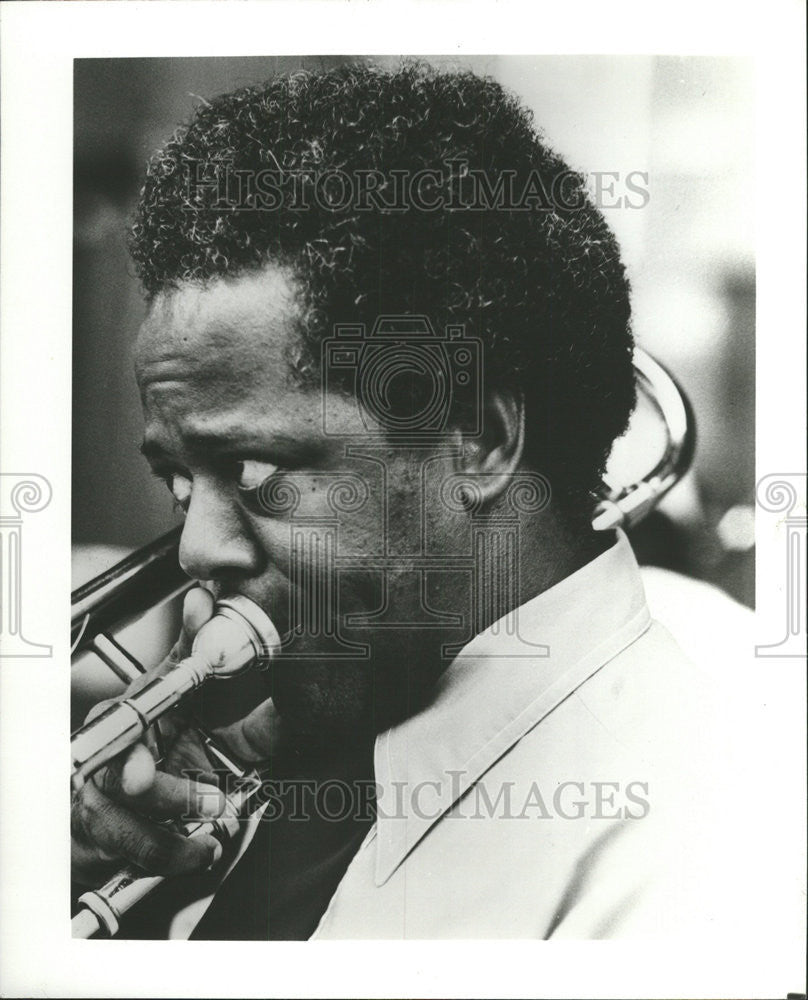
[204,581,293,647]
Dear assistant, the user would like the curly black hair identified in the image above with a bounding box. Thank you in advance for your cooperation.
[130,61,635,513]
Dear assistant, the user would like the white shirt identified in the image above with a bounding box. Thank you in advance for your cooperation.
[177,531,795,941]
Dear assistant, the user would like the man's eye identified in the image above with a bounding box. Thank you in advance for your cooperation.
[235,459,279,491]
[166,472,192,510]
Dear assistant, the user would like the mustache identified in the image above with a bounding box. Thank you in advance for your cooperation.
[207,581,290,641]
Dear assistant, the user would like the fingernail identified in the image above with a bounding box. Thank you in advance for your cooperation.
[197,784,224,818]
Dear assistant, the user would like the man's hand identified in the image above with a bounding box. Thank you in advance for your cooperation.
[71,588,228,886]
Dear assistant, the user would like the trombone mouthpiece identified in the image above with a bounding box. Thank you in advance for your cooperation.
[197,595,281,677]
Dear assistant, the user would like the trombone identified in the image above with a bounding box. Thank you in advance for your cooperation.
[70,346,695,937]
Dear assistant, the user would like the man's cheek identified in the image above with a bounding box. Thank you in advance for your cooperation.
[255,470,385,543]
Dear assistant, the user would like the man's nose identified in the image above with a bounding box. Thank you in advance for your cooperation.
[178,480,262,582]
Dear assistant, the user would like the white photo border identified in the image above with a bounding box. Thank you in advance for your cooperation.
[0,2,805,997]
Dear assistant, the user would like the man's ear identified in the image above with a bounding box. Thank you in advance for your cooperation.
[453,389,525,506]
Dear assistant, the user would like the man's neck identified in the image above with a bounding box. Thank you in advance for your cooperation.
[499,505,613,631]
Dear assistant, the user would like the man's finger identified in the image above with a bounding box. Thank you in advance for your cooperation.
[164,586,216,669]
[120,742,157,797]
[182,587,216,643]
[122,587,216,698]
[213,697,283,764]
[94,747,224,819]
[76,781,223,876]
[91,741,152,801]
[129,770,227,821]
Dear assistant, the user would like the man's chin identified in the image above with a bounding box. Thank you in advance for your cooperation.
[268,658,377,743]
[268,651,438,743]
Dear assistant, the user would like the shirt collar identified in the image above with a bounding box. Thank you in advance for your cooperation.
[372,529,651,886]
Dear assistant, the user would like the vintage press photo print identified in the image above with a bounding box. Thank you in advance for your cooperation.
[0,3,805,999]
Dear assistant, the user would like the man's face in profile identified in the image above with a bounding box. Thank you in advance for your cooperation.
[135,262,468,736]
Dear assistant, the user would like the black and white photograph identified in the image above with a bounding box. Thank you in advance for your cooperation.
[0,3,805,998]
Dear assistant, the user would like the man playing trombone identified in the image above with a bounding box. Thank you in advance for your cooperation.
[71,62,772,941]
